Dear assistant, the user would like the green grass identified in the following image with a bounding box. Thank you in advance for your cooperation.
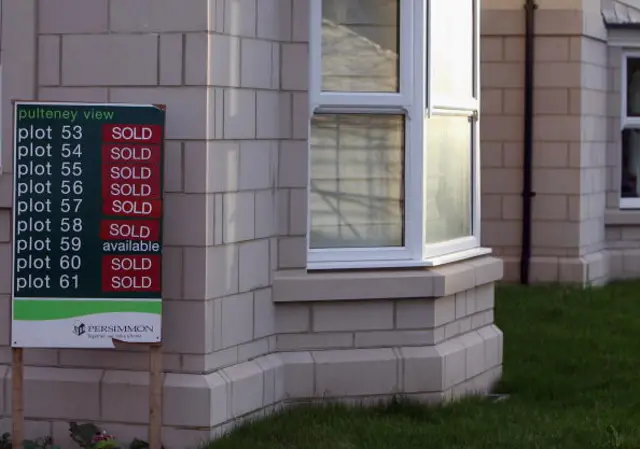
[204,282,640,449]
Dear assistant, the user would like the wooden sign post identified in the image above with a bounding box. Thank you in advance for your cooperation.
[10,101,166,449]
[12,348,24,449]
[149,345,163,449]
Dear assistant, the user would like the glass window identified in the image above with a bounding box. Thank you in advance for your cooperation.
[430,0,475,102]
[425,115,473,244]
[621,55,640,208]
[307,0,480,268]
[622,129,640,198]
[321,0,400,93]
[309,114,405,248]
[627,57,640,117]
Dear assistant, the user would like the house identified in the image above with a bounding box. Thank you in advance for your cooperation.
[1,0,629,446]
[482,0,640,283]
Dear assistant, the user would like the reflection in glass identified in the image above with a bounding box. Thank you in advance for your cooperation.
[622,129,640,198]
[425,115,473,244]
[309,114,405,249]
[430,0,474,100]
[321,0,400,92]
[627,57,640,117]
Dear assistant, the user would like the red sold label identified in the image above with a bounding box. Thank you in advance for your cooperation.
[102,198,162,218]
[102,124,163,144]
[102,144,161,164]
[102,163,159,182]
[99,219,160,241]
[101,163,161,200]
[101,255,161,292]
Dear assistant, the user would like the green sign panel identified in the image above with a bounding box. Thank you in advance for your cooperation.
[11,101,165,348]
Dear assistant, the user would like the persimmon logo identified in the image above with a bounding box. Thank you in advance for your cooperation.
[72,321,86,336]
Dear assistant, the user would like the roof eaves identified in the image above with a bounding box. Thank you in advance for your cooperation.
[603,0,640,28]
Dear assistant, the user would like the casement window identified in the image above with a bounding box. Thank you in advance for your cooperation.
[307,0,485,269]
[621,52,640,208]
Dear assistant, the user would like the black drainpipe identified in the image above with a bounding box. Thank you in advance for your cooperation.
[520,0,537,285]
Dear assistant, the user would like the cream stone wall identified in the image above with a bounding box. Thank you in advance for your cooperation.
[0,0,503,447]
[0,0,287,446]
[481,0,610,284]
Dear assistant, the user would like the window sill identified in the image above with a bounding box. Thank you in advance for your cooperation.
[619,197,640,210]
[605,209,640,225]
[273,254,503,303]
[306,247,492,270]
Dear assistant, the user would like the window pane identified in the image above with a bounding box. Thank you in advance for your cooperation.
[622,129,640,197]
[310,114,405,249]
[627,58,640,117]
[425,115,473,244]
[430,0,474,100]
[321,0,400,92]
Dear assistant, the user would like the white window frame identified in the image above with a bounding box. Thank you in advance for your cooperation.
[620,51,640,209]
[307,0,485,269]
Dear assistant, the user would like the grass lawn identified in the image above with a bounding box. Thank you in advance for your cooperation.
[205,282,640,449]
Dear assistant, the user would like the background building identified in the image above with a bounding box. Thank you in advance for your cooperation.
[481,0,640,283]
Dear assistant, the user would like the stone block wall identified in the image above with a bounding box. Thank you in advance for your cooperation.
[0,0,289,446]
[274,285,497,354]
[271,257,504,402]
[276,0,309,271]
[480,0,609,284]
[479,9,525,276]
